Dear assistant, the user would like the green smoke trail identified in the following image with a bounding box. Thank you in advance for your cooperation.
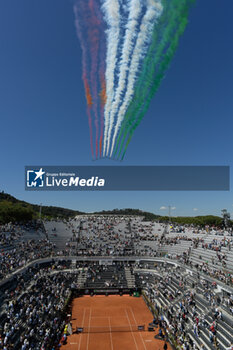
[114,2,176,157]
[121,15,187,160]
[113,13,166,158]
[113,0,171,158]
[113,0,195,159]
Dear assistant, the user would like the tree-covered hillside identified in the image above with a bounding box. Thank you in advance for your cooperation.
[0,192,82,223]
[0,191,228,227]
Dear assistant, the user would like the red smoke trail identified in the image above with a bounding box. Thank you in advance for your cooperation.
[99,74,106,156]
[88,0,101,158]
[84,80,94,158]
[98,4,107,158]
[74,0,105,159]
[74,4,94,158]
[84,80,93,107]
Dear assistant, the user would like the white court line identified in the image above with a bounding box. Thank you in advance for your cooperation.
[78,308,86,350]
[108,317,114,350]
[130,307,147,350]
[86,308,92,350]
[125,309,139,350]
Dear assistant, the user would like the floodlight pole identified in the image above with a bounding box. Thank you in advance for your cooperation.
[168,206,171,223]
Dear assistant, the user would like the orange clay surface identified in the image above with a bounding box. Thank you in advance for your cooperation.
[61,295,172,350]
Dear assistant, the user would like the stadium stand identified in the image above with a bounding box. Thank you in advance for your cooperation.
[0,216,232,349]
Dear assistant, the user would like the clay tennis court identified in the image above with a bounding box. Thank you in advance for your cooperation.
[61,295,172,350]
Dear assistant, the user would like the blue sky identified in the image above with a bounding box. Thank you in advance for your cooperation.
[0,0,233,216]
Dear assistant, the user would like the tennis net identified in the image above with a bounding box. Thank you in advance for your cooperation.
[77,325,145,333]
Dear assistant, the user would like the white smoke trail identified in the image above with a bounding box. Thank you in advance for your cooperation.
[109,0,163,157]
[101,0,121,157]
[105,0,142,156]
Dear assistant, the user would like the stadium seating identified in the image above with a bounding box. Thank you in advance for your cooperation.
[0,216,233,349]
